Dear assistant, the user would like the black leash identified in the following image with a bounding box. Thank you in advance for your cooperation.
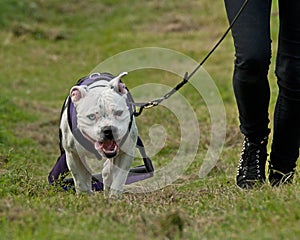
[133,0,249,117]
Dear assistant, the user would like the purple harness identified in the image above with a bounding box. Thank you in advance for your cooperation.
[48,73,154,191]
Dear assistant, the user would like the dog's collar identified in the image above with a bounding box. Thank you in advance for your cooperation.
[67,72,134,159]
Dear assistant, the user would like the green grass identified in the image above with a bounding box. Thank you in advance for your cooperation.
[0,0,299,239]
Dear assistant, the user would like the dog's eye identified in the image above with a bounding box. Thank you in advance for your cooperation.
[87,114,96,121]
[114,110,123,117]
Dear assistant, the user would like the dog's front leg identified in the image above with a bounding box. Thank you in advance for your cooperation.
[102,158,114,196]
[109,153,134,197]
[65,151,93,195]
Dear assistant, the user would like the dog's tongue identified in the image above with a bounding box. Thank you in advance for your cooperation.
[95,140,117,154]
[101,140,116,151]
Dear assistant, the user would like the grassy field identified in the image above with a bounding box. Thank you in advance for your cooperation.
[0,0,299,239]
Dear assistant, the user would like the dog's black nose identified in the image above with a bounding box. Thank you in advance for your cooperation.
[102,126,117,140]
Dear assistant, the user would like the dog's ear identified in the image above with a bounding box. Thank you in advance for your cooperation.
[70,85,88,103]
[109,72,128,95]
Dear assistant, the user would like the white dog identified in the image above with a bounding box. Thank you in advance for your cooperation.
[60,72,138,197]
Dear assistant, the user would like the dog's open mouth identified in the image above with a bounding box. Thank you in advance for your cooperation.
[95,140,118,158]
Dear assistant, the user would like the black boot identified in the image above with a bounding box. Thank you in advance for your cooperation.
[268,163,295,187]
[236,136,268,189]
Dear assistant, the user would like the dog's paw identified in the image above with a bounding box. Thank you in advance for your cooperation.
[109,193,123,200]
[76,189,94,195]
[106,188,123,199]
[123,183,147,194]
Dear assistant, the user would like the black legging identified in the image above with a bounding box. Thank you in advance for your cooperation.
[225,0,300,171]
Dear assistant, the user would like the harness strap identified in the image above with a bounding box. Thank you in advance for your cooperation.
[67,96,102,159]
[136,136,154,173]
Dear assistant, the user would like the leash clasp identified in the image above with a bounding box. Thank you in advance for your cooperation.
[133,97,163,117]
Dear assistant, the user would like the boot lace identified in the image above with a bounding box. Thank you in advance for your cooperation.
[236,137,268,188]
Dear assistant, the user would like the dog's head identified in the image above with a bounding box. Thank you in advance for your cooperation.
[70,72,131,158]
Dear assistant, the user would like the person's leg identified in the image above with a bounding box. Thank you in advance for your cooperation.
[270,0,300,186]
[224,0,272,188]
[225,0,272,139]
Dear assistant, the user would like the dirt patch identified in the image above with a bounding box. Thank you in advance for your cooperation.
[12,22,68,41]
[14,100,60,154]
[142,14,203,33]
[160,16,202,33]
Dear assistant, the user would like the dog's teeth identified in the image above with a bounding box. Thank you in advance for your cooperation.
[94,142,101,151]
